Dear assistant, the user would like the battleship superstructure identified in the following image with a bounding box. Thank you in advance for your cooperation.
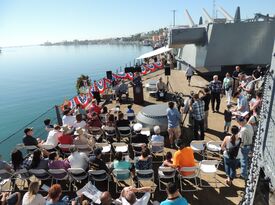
[169,7,275,74]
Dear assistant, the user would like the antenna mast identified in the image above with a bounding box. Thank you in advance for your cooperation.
[212,0,216,19]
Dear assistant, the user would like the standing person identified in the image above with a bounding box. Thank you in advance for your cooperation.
[198,88,211,131]
[232,66,241,94]
[166,101,182,148]
[160,183,188,205]
[185,64,194,86]
[22,181,45,205]
[233,90,249,115]
[224,105,232,134]
[236,116,254,179]
[92,80,101,103]
[223,73,234,105]
[208,75,222,113]
[221,126,241,186]
[190,94,205,140]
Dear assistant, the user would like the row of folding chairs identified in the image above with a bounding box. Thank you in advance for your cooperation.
[190,140,223,160]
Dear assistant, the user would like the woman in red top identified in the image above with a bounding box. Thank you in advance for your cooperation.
[58,126,73,152]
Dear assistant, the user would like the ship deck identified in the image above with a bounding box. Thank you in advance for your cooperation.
[102,68,245,205]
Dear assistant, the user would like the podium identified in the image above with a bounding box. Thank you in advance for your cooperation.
[133,83,144,105]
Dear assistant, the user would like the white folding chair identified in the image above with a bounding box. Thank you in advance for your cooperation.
[158,166,176,191]
[75,144,93,155]
[178,166,199,192]
[117,126,131,142]
[88,170,109,191]
[40,144,57,151]
[206,141,222,160]
[136,169,154,188]
[112,142,129,156]
[48,168,69,182]
[190,140,206,160]
[112,169,132,193]
[149,141,165,162]
[199,160,220,187]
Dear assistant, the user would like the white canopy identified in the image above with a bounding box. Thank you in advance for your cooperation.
[136,46,172,59]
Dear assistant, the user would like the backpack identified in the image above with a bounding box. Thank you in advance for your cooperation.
[227,138,241,159]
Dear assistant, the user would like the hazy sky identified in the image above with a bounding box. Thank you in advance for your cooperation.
[0,0,274,47]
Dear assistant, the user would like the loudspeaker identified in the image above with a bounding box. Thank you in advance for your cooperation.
[165,65,171,76]
[125,67,134,73]
[134,66,142,73]
[106,71,112,80]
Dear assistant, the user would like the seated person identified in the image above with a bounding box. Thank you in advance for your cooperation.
[62,108,76,128]
[126,104,135,122]
[89,148,109,173]
[173,139,196,176]
[58,125,73,152]
[68,147,89,171]
[88,99,101,115]
[72,114,87,129]
[162,152,173,167]
[87,111,102,128]
[150,125,164,152]
[116,112,130,130]
[156,77,167,100]
[23,127,42,147]
[48,152,70,179]
[44,125,62,148]
[11,149,31,171]
[44,118,54,132]
[0,158,13,180]
[116,80,129,101]
[46,184,69,205]
[112,152,132,180]
[29,149,49,170]
[132,123,149,144]
[121,186,152,205]
[160,183,188,205]
[134,148,152,171]
[0,192,21,205]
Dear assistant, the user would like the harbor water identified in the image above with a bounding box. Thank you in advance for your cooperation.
[0,44,151,159]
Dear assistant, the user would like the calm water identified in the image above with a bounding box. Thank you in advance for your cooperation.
[0,44,151,159]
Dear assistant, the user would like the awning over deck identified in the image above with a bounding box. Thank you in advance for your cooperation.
[136,46,172,59]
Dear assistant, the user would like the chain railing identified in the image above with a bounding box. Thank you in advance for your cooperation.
[239,66,274,204]
[0,105,60,160]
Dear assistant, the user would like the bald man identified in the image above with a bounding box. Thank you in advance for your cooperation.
[100,192,113,205]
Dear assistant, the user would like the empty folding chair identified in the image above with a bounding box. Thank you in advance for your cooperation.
[0,170,13,192]
[88,170,109,191]
[68,168,88,185]
[103,126,116,142]
[112,142,129,157]
[178,166,199,192]
[158,166,176,191]
[149,141,165,162]
[190,140,206,160]
[112,169,132,193]
[199,160,220,187]
[206,141,222,160]
[131,143,146,157]
[136,169,154,188]
[48,168,69,183]
[117,127,131,142]
[58,144,75,157]
[29,169,51,181]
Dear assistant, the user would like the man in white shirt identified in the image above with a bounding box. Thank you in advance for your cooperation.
[121,186,152,205]
[156,77,167,100]
[44,125,62,147]
[62,109,76,127]
[68,147,89,170]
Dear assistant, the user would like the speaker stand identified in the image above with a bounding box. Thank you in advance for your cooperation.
[166,76,174,92]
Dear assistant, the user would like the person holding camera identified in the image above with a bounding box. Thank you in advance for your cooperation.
[223,73,233,106]
[198,88,211,131]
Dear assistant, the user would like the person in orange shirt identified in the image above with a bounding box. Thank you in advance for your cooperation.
[173,139,196,176]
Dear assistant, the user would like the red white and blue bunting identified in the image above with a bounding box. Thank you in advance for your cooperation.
[65,62,163,109]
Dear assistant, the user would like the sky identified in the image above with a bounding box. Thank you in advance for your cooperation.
[0,0,274,47]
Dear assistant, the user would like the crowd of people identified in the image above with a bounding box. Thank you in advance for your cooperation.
[0,64,265,204]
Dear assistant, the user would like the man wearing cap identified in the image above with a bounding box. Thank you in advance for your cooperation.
[89,148,109,173]
[68,147,89,170]
[236,116,254,179]
[173,139,196,176]
[44,125,62,148]
[131,123,149,144]
[167,101,182,148]
[23,127,39,146]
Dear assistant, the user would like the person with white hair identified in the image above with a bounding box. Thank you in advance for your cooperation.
[151,125,164,152]
[208,75,222,113]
